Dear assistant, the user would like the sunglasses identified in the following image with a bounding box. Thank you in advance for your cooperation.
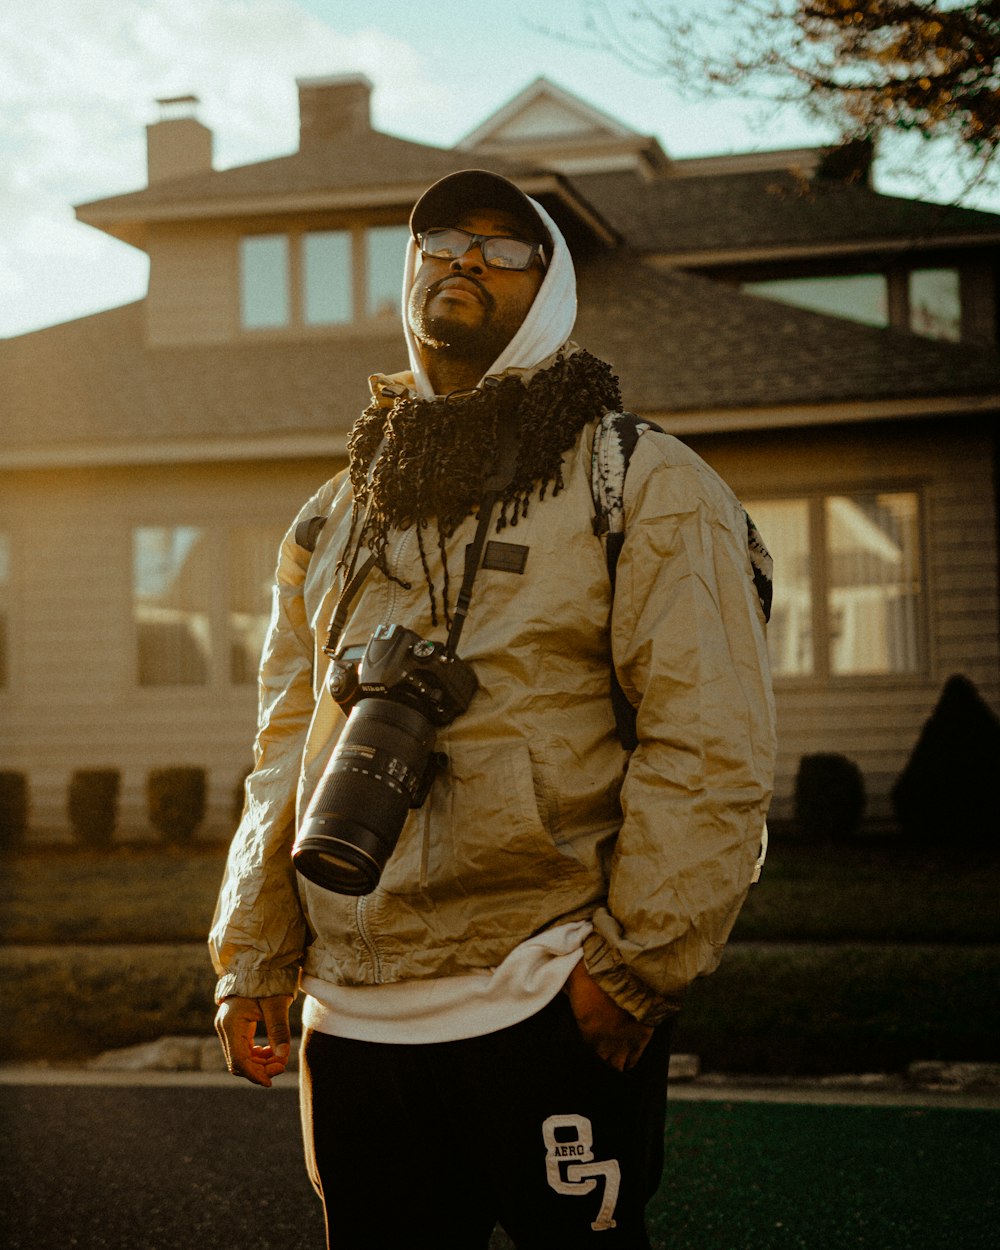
[418,227,547,272]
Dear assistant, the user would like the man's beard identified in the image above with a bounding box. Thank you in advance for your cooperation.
[408,276,512,364]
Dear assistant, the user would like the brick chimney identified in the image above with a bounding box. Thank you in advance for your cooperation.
[146,95,213,185]
[297,74,373,149]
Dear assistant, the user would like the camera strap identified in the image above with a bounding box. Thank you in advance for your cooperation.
[322,503,376,658]
[446,421,520,657]
[322,423,518,659]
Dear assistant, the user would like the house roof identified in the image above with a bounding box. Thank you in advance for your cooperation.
[3,257,996,466]
[78,132,522,219]
[576,254,999,413]
[572,167,1000,260]
[76,139,620,255]
[0,302,397,456]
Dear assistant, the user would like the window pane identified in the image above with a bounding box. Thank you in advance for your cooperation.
[133,527,211,685]
[366,225,410,319]
[240,235,290,328]
[826,493,921,676]
[744,275,888,328]
[0,532,9,688]
[304,230,352,324]
[229,525,283,684]
[742,500,813,677]
[909,269,961,342]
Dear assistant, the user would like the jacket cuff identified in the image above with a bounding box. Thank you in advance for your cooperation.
[214,967,301,1006]
[582,931,681,1028]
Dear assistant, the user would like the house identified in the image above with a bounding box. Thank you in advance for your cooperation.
[2,73,998,840]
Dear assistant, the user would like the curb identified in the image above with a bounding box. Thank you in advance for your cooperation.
[22,1038,1000,1100]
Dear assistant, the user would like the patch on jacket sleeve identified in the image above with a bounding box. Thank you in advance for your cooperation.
[482,540,529,574]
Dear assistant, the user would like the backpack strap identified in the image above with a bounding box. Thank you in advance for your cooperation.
[591,411,774,751]
[591,412,664,751]
[294,514,327,553]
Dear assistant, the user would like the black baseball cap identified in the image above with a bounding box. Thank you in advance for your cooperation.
[409,169,552,250]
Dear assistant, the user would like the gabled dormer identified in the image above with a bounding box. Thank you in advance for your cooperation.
[457,76,669,180]
[75,76,616,349]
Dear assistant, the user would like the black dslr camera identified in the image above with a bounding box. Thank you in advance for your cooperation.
[292,624,478,895]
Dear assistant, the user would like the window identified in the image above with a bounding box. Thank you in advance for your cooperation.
[239,225,408,329]
[744,274,889,328]
[240,235,290,328]
[304,230,352,325]
[745,491,923,680]
[133,527,211,685]
[909,268,961,342]
[0,531,9,688]
[744,500,813,677]
[366,225,410,318]
[743,267,966,341]
[133,524,283,688]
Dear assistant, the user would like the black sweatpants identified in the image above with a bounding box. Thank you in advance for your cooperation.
[299,992,673,1249]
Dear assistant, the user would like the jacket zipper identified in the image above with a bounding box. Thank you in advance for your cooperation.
[356,895,384,983]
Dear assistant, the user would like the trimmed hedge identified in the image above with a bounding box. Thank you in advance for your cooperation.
[0,771,28,851]
[794,753,866,840]
[147,767,206,844]
[68,769,120,848]
[673,943,1000,1076]
[2,940,996,1071]
[1,943,302,1062]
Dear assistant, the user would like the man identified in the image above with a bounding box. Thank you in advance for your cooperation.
[211,169,776,1248]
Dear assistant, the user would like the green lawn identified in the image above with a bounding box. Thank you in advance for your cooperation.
[731,838,1000,943]
[648,1100,998,1250]
[0,845,227,943]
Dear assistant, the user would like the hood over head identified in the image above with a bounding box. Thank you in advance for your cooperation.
[402,170,577,399]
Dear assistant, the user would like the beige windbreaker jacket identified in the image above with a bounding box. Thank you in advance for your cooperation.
[210,375,776,1026]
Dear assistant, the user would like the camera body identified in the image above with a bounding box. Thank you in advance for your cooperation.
[292,624,477,895]
[329,623,478,727]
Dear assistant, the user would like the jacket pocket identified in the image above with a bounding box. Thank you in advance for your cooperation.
[441,738,588,894]
[373,737,597,903]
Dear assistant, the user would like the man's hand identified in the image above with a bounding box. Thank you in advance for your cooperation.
[564,960,654,1072]
[215,994,293,1088]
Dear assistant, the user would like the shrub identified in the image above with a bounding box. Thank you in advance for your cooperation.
[794,753,866,840]
[147,767,206,845]
[0,771,29,851]
[892,674,1000,847]
[68,769,120,848]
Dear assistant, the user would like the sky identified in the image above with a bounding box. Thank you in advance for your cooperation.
[2,0,997,339]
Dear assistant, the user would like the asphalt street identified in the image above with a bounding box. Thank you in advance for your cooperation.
[0,1079,326,1250]
[1,1074,996,1249]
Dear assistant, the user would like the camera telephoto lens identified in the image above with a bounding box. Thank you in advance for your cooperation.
[292,698,437,895]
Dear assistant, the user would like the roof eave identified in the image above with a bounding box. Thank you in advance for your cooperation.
[648,231,1000,268]
[74,171,621,250]
[644,391,1000,436]
[5,392,995,471]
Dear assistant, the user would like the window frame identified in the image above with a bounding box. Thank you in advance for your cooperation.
[238,222,409,335]
[129,520,284,694]
[0,526,12,694]
[746,483,930,688]
[738,262,967,344]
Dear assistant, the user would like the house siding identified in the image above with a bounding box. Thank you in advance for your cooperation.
[146,224,239,346]
[4,414,996,840]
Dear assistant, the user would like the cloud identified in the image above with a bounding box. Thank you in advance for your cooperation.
[0,0,456,335]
